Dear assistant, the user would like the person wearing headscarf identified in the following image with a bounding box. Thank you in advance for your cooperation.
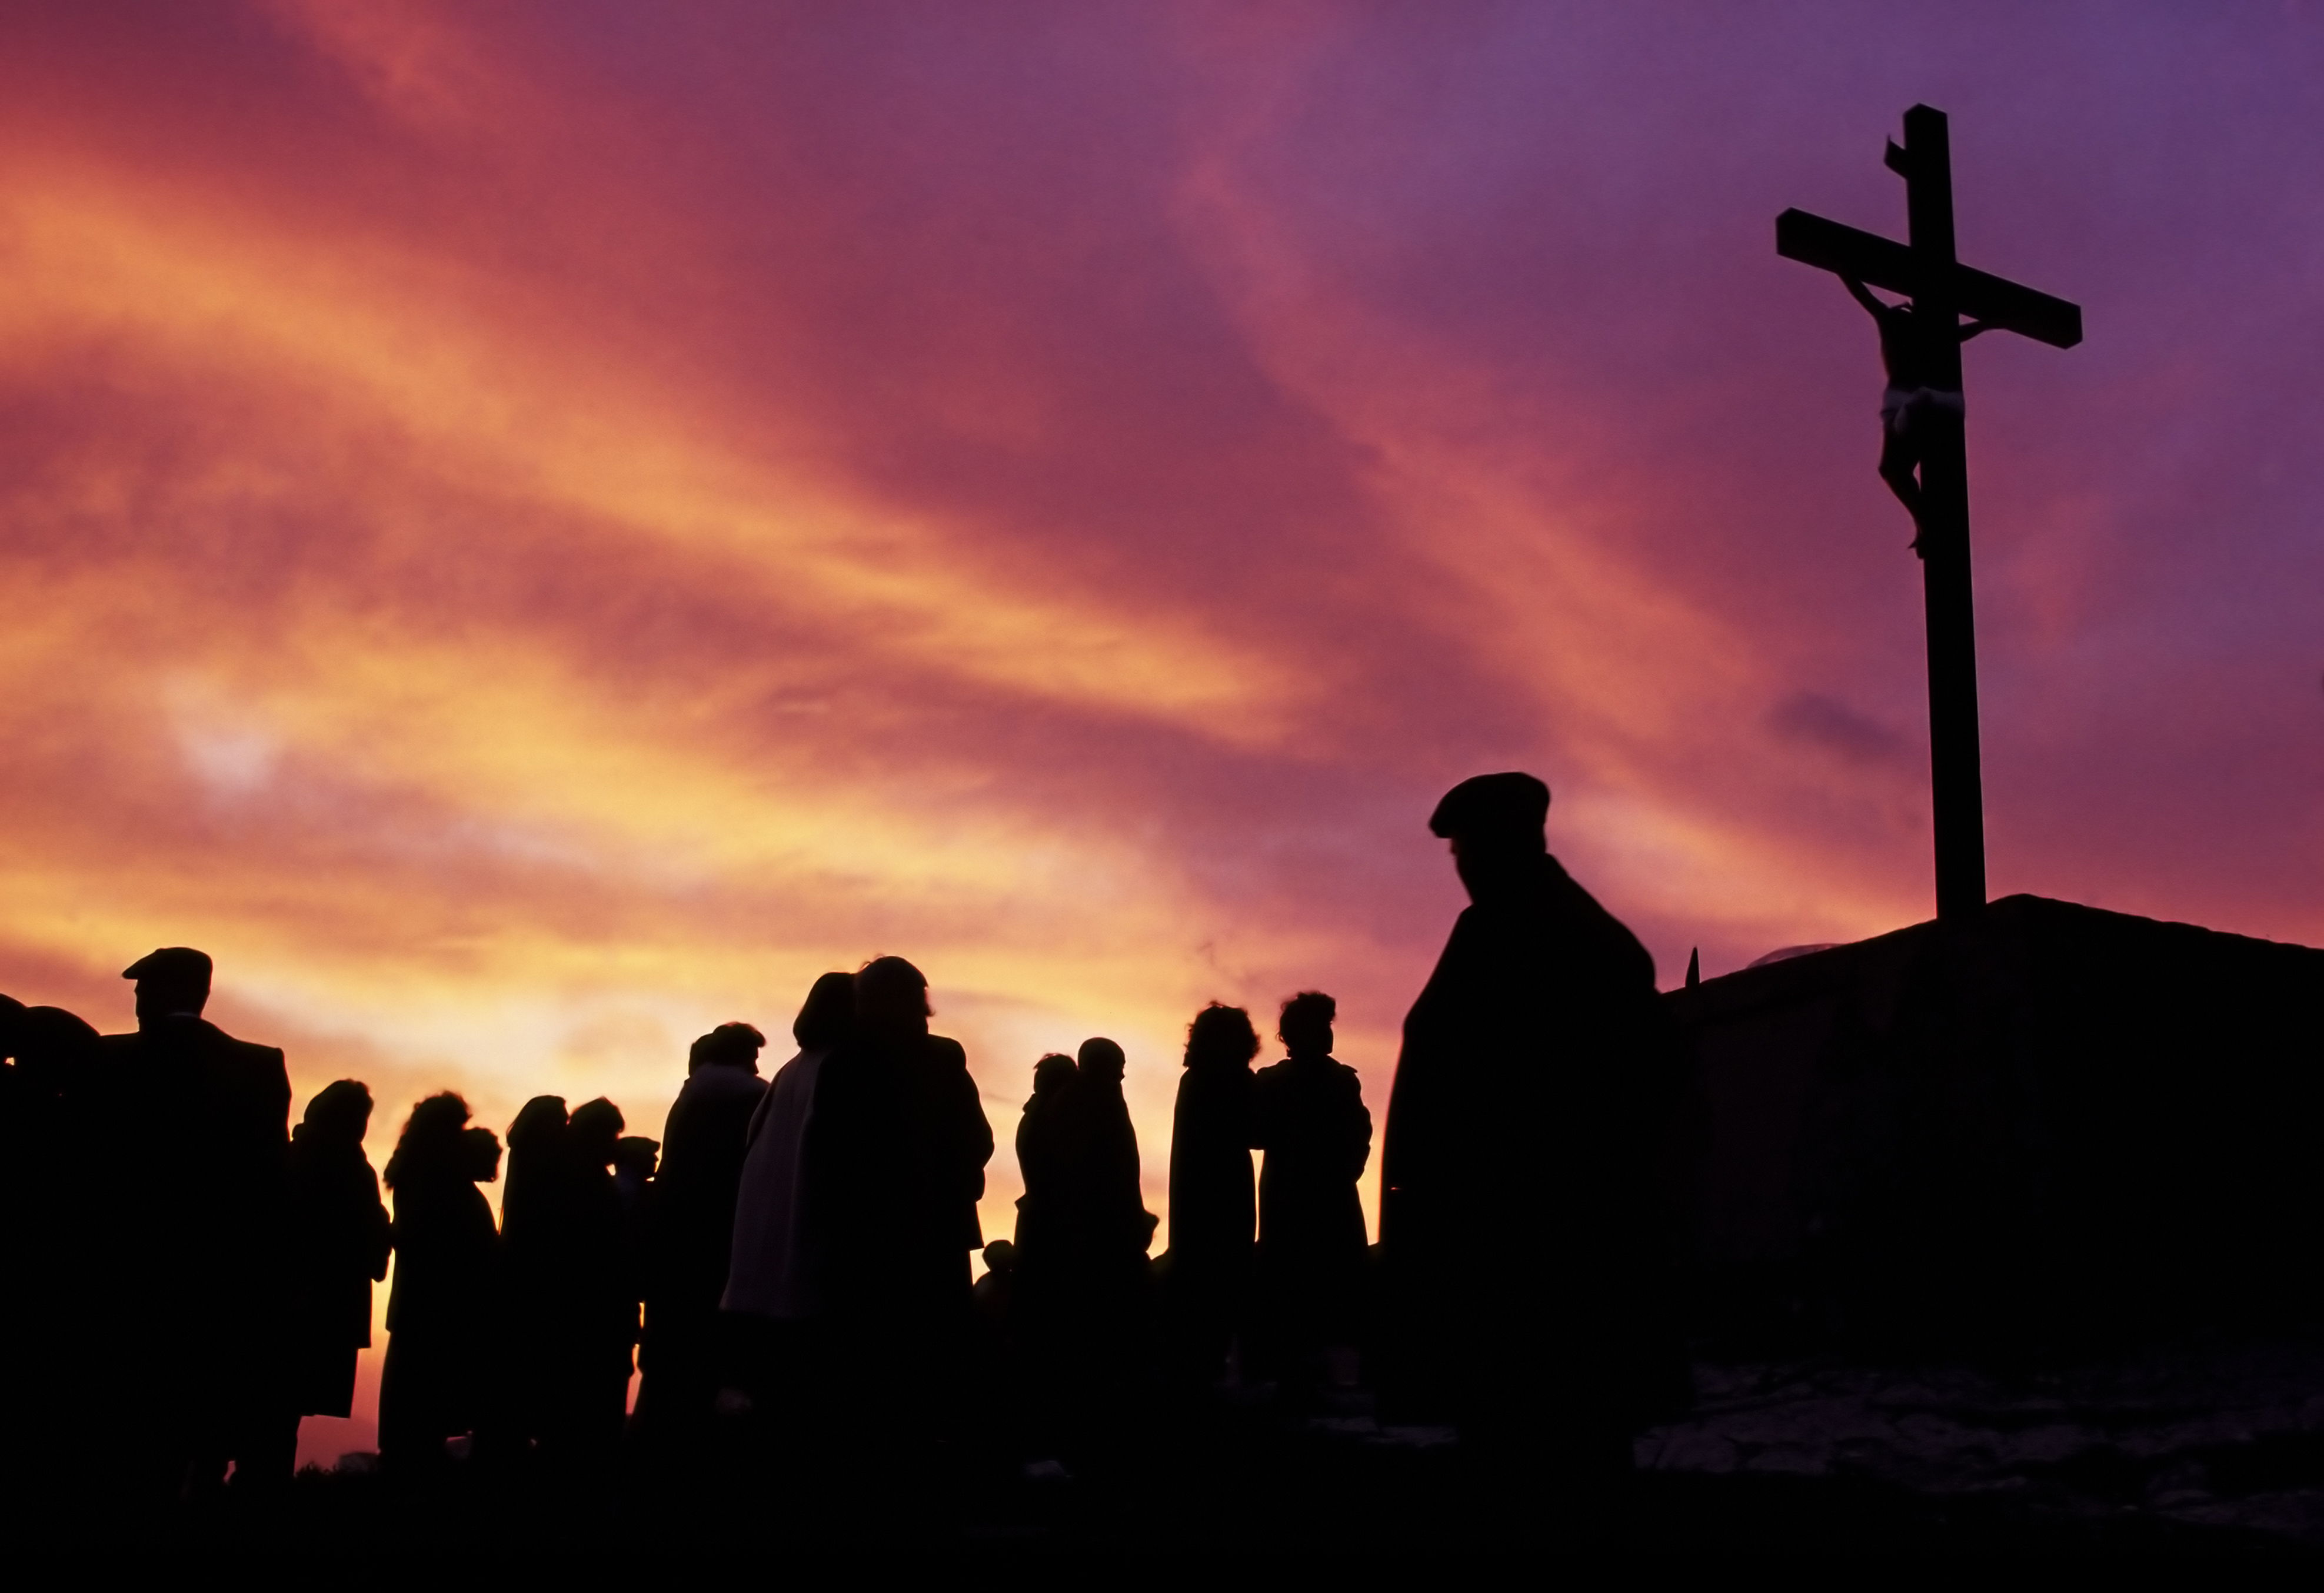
[1378,773,1684,1499]
[378,1093,499,1478]
[281,1081,392,1463]
[557,1096,638,1465]
[495,1093,571,1458]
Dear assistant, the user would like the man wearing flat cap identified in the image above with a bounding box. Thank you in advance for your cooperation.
[1379,774,1682,1508]
[99,947,294,1499]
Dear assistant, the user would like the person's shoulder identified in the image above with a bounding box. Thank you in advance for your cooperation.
[189,1019,282,1065]
[926,1035,968,1069]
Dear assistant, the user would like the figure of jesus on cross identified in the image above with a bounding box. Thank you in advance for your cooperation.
[1778,105,2080,922]
[1846,277,1993,540]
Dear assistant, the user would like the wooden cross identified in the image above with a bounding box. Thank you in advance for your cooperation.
[1778,105,2081,923]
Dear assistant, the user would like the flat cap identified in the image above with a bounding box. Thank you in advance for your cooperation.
[1427,772,1550,842]
[122,946,214,985]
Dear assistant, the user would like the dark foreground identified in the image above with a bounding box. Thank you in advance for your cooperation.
[29,1341,2324,1571]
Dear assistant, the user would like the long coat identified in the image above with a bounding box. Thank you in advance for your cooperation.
[810,1032,993,1322]
[381,1165,499,1450]
[99,1018,291,1446]
[1377,852,1682,1437]
[649,1065,767,1335]
[1166,1063,1255,1277]
[1251,1053,1370,1328]
[285,1129,391,1415]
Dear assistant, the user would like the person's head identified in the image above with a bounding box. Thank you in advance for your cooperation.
[299,1079,374,1145]
[1429,773,1550,902]
[1030,1052,1077,1101]
[615,1135,659,1180]
[690,1021,767,1076]
[855,956,931,1044]
[794,971,857,1051]
[461,1126,503,1184]
[981,1238,1017,1276]
[123,946,212,1026]
[1184,1003,1260,1073]
[13,1005,99,1095]
[568,1097,624,1167]
[1077,1036,1127,1087]
[507,1095,568,1156]
[385,1092,471,1191]
[1278,992,1336,1060]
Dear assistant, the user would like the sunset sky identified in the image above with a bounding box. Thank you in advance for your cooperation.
[5,4,2322,1459]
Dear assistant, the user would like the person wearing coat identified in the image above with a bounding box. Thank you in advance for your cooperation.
[1164,1003,1261,1387]
[99,947,293,1498]
[378,1093,500,1477]
[1377,773,1683,1495]
[637,1023,766,1447]
[284,1081,392,1438]
[805,958,992,1449]
[1250,992,1371,1399]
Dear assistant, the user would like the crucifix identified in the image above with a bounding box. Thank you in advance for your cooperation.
[1779,105,2081,923]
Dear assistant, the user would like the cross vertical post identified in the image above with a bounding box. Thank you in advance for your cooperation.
[1896,107,1986,922]
[1777,107,2080,924]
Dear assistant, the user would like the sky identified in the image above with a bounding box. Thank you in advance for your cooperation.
[5,2,2323,1461]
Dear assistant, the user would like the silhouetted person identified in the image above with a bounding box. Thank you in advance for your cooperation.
[498,1093,572,1456]
[809,957,992,1459]
[728,975,854,1324]
[279,1080,392,1475]
[615,1135,658,1226]
[98,947,292,1499]
[1015,1039,1155,1451]
[1379,774,1682,1508]
[378,1093,498,1479]
[1250,992,1371,1404]
[2,1002,102,1502]
[1011,1053,1081,1266]
[1164,1003,1260,1388]
[724,973,854,1442]
[560,1096,640,1465]
[638,1022,767,1448]
[1063,1037,1157,1276]
[1845,275,1992,533]
[973,1236,1018,1346]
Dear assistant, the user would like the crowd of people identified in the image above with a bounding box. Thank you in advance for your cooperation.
[0,773,1684,1515]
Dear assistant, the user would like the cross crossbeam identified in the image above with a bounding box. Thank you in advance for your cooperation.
[1776,209,2083,350]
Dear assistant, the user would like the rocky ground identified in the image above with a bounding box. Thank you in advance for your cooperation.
[1635,1340,2324,1549]
[36,1341,2324,1568]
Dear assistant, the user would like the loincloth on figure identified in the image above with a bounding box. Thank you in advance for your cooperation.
[1880,384,1965,436]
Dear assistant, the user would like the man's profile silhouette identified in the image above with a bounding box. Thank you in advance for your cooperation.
[99,947,294,1498]
[1379,776,1682,1514]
